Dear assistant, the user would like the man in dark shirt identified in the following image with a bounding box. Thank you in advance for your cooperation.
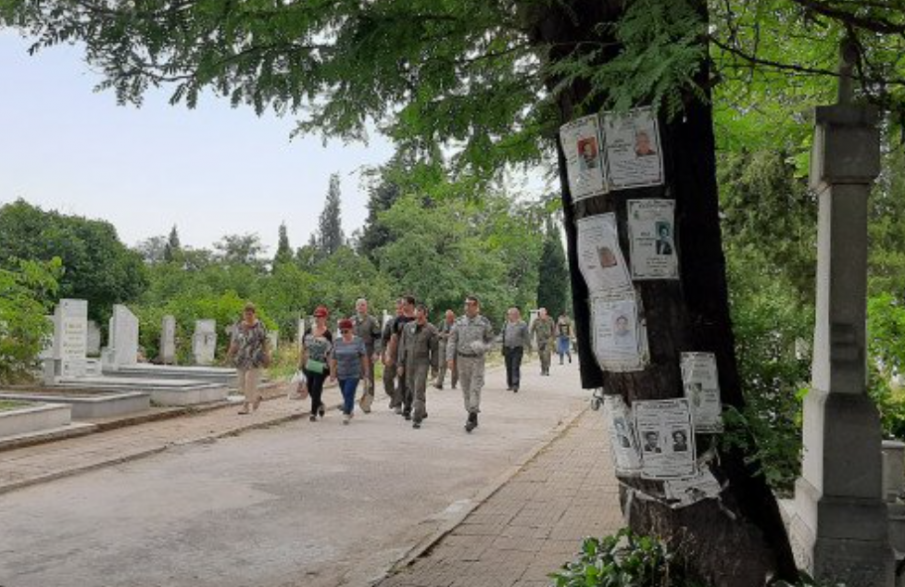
[386,295,416,416]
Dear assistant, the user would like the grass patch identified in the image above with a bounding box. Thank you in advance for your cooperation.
[0,400,31,412]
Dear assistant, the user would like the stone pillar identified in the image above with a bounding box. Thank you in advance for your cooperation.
[160,315,177,365]
[789,101,894,585]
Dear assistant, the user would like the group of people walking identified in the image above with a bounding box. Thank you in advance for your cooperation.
[228,297,574,433]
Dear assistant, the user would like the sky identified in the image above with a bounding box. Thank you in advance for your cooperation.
[0,31,397,254]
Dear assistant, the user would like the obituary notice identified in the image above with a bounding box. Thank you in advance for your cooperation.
[627,199,678,280]
[604,395,642,474]
[602,107,664,190]
[576,214,633,297]
[664,468,722,508]
[633,398,696,479]
[560,115,608,202]
[591,296,647,372]
[680,352,723,433]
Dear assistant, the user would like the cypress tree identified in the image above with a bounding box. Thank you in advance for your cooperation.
[316,173,344,257]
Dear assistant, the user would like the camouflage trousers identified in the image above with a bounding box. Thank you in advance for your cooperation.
[436,341,458,388]
[537,343,551,373]
[405,362,432,422]
[456,355,485,414]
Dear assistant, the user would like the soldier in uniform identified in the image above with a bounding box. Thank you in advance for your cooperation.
[502,307,530,393]
[531,307,555,376]
[386,295,416,416]
[352,298,382,413]
[397,304,439,429]
[446,295,494,433]
[435,309,458,390]
[381,299,404,411]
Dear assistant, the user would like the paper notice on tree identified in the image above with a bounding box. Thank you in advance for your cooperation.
[633,398,696,479]
[627,199,678,280]
[590,296,647,372]
[680,352,723,432]
[560,115,608,202]
[603,395,642,474]
[602,107,664,190]
[576,214,633,297]
[664,468,722,508]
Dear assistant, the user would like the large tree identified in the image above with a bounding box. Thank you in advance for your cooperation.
[315,173,345,258]
[4,0,905,583]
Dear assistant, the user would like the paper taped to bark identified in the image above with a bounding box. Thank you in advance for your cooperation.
[680,352,723,433]
[634,398,696,479]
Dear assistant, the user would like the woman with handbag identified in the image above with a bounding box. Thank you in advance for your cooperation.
[301,305,333,421]
[329,318,370,425]
[227,302,271,415]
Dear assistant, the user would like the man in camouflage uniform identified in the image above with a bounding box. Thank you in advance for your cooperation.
[382,299,404,410]
[435,309,458,390]
[352,298,382,413]
[386,295,416,416]
[531,307,555,376]
[397,303,439,429]
[446,295,494,433]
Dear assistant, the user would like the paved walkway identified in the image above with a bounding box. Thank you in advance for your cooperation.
[0,385,311,495]
[0,359,621,587]
[377,408,622,587]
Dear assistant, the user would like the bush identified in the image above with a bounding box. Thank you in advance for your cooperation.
[0,259,61,383]
[549,529,706,587]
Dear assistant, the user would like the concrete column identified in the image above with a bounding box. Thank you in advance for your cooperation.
[789,103,894,585]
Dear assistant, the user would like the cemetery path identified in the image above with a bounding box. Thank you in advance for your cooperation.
[0,358,617,587]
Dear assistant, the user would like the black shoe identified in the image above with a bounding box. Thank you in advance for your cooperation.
[318,406,325,417]
[423,412,428,419]
[309,415,317,422]
[568,356,572,363]
[404,412,412,421]
[413,420,421,429]
[465,412,478,433]
[513,387,518,393]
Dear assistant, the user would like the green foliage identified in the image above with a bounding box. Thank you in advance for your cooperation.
[315,173,345,259]
[867,293,905,438]
[550,529,705,587]
[536,221,570,319]
[273,222,294,268]
[213,233,267,271]
[0,199,147,322]
[870,148,905,298]
[0,258,61,383]
[164,225,182,263]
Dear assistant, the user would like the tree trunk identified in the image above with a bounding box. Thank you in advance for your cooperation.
[525,1,798,584]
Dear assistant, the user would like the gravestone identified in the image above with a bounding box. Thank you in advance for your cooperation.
[788,45,894,586]
[267,331,279,353]
[103,305,139,369]
[192,320,217,366]
[160,315,177,365]
[86,321,102,356]
[52,299,88,379]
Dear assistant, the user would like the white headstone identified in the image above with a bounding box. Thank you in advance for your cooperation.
[105,304,139,369]
[297,318,306,353]
[86,320,102,356]
[192,320,217,366]
[267,331,279,353]
[53,299,88,378]
[160,315,177,365]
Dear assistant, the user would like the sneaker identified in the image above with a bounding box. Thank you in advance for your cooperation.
[309,415,317,422]
[412,421,421,429]
[464,412,477,433]
[318,406,325,417]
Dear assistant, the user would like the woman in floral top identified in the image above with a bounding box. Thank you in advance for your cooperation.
[301,305,333,422]
[227,303,271,415]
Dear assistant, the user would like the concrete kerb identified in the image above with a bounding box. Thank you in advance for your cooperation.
[0,400,344,498]
[372,402,592,585]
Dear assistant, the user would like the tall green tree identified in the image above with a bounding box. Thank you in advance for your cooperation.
[273,222,294,268]
[536,220,569,319]
[213,233,266,270]
[5,0,905,582]
[163,225,182,263]
[315,174,344,258]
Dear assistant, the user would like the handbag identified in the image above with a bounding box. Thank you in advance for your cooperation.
[289,370,308,400]
[305,358,327,374]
